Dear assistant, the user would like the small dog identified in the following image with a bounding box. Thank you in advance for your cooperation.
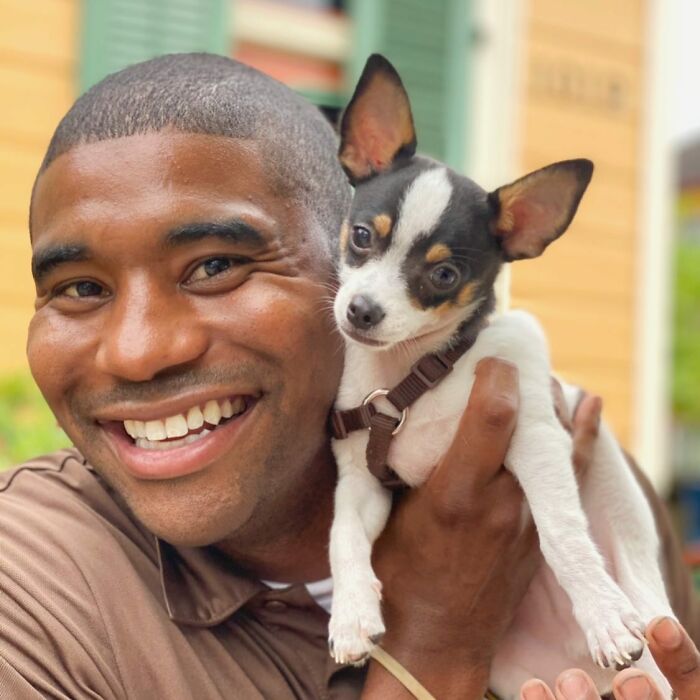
[328,54,674,698]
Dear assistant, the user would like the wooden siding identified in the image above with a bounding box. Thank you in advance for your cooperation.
[510,0,646,444]
[0,0,78,373]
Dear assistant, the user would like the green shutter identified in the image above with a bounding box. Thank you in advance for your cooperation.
[80,0,230,92]
[348,0,471,171]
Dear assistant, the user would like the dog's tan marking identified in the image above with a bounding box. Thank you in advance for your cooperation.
[425,243,451,264]
[457,281,477,307]
[372,214,392,238]
[409,295,426,311]
[433,300,453,316]
[339,220,350,252]
[428,282,477,316]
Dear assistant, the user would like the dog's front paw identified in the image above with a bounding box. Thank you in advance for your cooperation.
[583,605,646,669]
[329,583,385,665]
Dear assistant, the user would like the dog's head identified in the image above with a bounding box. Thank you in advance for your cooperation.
[334,54,593,351]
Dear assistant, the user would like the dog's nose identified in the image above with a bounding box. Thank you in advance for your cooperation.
[347,295,385,330]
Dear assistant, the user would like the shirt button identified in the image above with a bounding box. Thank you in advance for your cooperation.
[264,600,287,612]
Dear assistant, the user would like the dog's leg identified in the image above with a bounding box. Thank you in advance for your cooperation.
[478,312,646,669]
[576,418,674,697]
[581,419,674,621]
[328,434,392,664]
[506,389,647,670]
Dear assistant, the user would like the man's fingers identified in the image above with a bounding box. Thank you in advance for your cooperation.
[554,669,600,699]
[571,394,602,478]
[520,678,555,699]
[611,669,665,700]
[520,668,668,700]
[550,377,573,433]
[646,616,700,699]
[428,357,518,503]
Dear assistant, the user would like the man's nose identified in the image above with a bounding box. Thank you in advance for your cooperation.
[346,294,385,330]
[95,287,209,382]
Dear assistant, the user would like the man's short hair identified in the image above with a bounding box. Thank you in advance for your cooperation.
[36,52,351,253]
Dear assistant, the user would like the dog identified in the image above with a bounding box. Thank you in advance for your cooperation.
[327,54,674,699]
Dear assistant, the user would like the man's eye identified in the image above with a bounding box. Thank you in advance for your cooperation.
[60,281,105,298]
[350,226,372,252]
[189,257,233,282]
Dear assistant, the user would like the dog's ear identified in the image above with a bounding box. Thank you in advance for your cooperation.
[489,159,593,261]
[339,54,416,185]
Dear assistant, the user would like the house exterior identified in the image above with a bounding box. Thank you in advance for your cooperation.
[0,0,672,486]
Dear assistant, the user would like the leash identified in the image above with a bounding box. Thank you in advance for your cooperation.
[330,332,479,489]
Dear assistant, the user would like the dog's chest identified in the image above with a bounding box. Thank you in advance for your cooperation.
[388,385,468,485]
[337,344,480,486]
[335,311,549,486]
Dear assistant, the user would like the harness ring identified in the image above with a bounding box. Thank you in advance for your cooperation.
[362,388,409,435]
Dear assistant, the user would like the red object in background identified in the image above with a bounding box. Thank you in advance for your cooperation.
[234,41,343,94]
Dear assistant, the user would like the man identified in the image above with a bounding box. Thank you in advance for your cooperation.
[1,52,696,699]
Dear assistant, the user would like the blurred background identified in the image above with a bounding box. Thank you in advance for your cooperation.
[0,0,698,553]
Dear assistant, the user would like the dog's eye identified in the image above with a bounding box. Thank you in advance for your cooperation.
[429,263,460,291]
[350,226,372,252]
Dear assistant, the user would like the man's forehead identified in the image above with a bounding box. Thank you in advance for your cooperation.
[31,131,280,235]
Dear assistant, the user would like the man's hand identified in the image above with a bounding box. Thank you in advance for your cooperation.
[520,617,700,699]
[362,365,604,699]
[363,358,532,698]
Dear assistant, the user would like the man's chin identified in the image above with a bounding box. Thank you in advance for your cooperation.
[118,477,255,548]
[71,435,255,548]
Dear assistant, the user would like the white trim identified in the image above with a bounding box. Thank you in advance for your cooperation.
[632,0,674,492]
[233,0,351,62]
[467,0,526,311]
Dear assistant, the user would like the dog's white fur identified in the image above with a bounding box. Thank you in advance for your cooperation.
[329,170,674,699]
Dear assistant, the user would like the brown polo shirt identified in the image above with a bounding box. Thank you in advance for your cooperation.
[0,449,364,699]
[0,448,697,699]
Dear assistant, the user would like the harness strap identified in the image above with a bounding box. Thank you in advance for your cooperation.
[331,332,480,489]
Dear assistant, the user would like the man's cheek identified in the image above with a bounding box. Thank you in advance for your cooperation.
[27,314,65,406]
[230,277,338,355]
[27,313,92,428]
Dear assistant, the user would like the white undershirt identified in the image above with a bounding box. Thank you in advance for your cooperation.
[261,576,334,614]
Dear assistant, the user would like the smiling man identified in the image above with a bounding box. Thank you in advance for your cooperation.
[1,53,697,700]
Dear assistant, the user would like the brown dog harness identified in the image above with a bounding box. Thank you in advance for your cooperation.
[330,333,479,489]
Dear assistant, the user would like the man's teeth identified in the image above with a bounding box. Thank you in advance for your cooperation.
[203,400,221,425]
[123,397,246,444]
[135,429,212,451]
[165,414,188,438]
[186,405,204,430]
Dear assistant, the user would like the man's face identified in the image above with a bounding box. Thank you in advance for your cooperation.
[28,131,343,547]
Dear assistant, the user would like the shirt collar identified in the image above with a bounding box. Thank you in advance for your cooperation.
[156,537,265,626]
[81,452,304,628]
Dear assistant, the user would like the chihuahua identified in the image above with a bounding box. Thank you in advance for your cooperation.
[328,54,674,698]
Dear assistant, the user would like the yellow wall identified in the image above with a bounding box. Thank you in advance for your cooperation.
[0,0,650,449]
[0,0,77,373]
[510,0,646,444]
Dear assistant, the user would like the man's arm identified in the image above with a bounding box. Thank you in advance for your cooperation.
[362,358,534,699]
[359,366,629,699]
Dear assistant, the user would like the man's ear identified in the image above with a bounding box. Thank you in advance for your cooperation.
[339,54,417,185]
[489,159,594,261]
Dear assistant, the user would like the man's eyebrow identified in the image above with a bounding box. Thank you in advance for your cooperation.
[32,244,90,282]
[165,220,267,249]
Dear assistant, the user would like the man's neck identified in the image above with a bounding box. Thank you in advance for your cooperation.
[215,443,337,583]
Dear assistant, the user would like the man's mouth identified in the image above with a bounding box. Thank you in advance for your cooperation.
[98,393,260,480]
[121,396,248,451]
